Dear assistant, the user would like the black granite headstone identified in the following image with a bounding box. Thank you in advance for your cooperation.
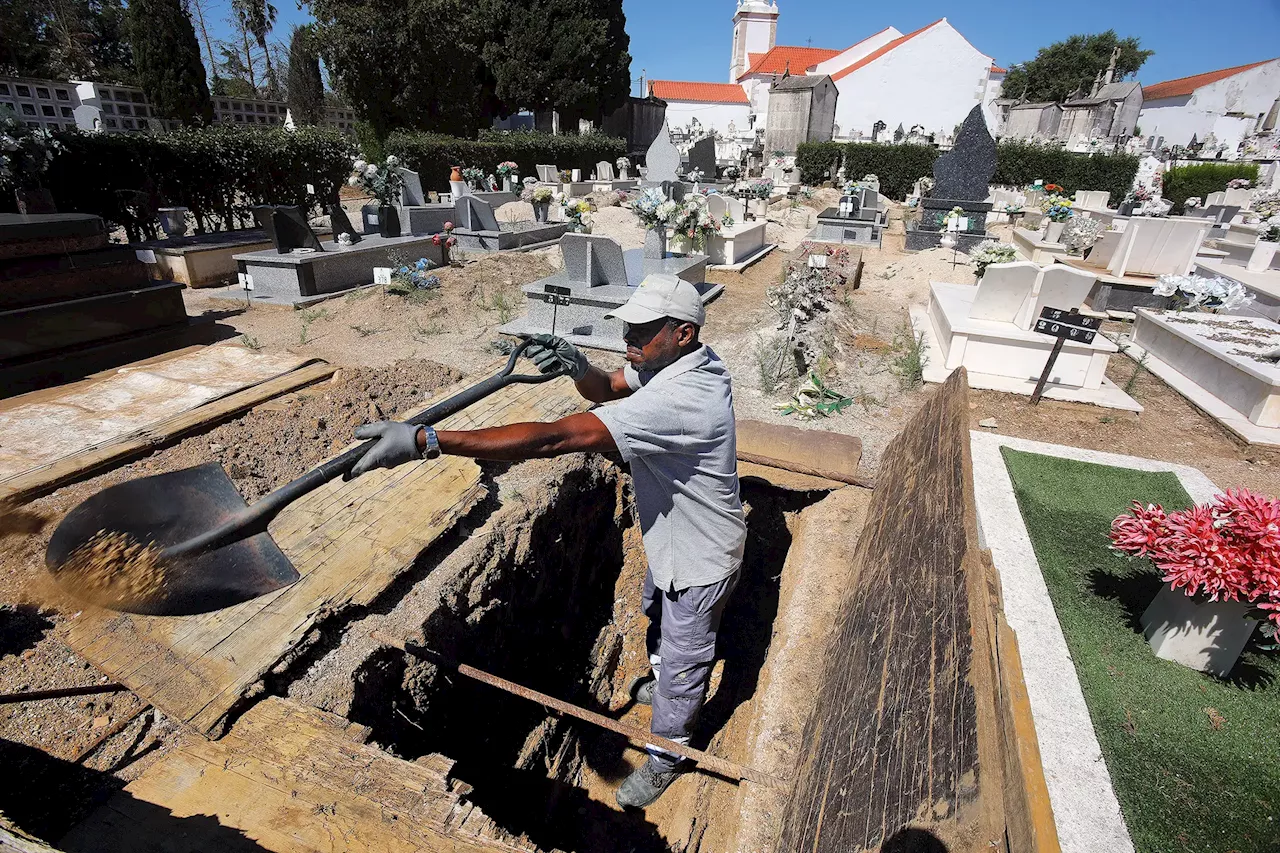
[252,205,324,254]
[326,205,362,244]
[687,137,716,179]
[931,106,996,202]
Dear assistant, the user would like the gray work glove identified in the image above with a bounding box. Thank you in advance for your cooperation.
[525,333,589,380]
[350,421,423,478]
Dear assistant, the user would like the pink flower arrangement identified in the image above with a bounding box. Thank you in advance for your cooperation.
[432,221,457,248]
[1110,488,1280,628]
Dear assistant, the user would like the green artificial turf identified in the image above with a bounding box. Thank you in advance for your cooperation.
[1000,448,1280,853]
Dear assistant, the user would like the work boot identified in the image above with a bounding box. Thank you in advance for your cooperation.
[628,673,656,706]
[616,759,684,809]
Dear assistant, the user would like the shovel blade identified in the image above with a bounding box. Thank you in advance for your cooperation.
[46,463,300,616]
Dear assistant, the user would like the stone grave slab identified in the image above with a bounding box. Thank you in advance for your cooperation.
[451,195,570,252]
[0,282,187,361]
[968,262,1039,324]
[0,213,108,260]
[252,206,325,254]
[688,137,716,178]
[536,164,559,183]
[232,234,444,307]
[398,168,426,206]
[595,161,615,181]
[499,234,721,352]
[811,207,886,247]
[2,245,150,309]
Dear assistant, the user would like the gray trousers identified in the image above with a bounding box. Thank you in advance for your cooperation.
[642,568,738,771]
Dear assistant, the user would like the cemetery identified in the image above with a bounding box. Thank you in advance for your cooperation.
[3,5,1280,853]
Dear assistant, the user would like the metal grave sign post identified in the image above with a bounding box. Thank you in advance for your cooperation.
[1030,306,1102,404]
[542,284,572,335]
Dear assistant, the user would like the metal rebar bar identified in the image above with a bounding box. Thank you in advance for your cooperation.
[371,631,783,788]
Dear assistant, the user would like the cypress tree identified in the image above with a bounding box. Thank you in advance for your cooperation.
[286,25,325,126]
[127,0,213,126]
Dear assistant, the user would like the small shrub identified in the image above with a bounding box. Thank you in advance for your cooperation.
[239,334,262,350]
[889,319,928,388]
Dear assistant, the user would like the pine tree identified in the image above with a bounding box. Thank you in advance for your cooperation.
[127,0,213,125]
[286,25,325,125]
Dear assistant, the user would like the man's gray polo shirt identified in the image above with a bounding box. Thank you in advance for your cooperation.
[591,345,746,592]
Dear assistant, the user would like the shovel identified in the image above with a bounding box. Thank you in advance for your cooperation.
[45,339,567,617]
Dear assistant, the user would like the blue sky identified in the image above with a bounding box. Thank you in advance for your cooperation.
[212,0,1280,94]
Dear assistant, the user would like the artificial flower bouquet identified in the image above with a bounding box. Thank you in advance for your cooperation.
[1153,273,1252,313]
[349,155,405,206]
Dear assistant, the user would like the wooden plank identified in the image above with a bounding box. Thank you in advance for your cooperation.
[997,617,1062,853]
[63,374,586,736]
[60,698,542,853]
[777,368,1006,852]
[0,360,336,503]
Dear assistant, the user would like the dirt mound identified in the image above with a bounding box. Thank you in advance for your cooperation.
[161,359,462,501]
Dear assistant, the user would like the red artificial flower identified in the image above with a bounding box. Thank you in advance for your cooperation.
[432,234,441,246]
[1110,488,1280,622]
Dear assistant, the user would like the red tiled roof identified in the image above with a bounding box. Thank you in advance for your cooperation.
[738,46,841,81]
[991,64,1006,74]
[1144,58,1277,100]
[649,80,749,105]
[831,19,944,82]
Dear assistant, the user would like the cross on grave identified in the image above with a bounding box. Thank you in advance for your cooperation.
[1030,307,1102,404]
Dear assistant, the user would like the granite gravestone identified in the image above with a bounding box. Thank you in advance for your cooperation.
[398,168,426,206]
[327,204,362,244]
[561,233,629,287]
[688,137,717,179]
[931,106,996,201]
[644,121,681,184]
[252,206,324,254]
[454,195,501,232]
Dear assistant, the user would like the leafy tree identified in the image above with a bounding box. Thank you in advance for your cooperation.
[127,0,212,125]
[0,0,134,82]
[312,0,488,138]
[286,25,325,125]
[211,76,257,99]
[1002,31,1153,104]
[483,0,631,125]
[231,0,280,98]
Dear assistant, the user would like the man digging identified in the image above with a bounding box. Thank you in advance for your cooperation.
[351,273,746,808]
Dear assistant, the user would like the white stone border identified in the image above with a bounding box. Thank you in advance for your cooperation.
[969,431,1219,853]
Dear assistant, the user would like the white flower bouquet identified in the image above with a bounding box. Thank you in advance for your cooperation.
[1154,273,1253,313]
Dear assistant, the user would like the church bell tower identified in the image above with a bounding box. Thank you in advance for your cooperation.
[730,1,779,82]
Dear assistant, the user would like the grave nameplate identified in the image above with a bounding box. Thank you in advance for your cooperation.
[1031,306,1100,403]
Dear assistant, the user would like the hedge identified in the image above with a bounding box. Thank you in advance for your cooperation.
[26,124,353,240]
[991,144,1139,204]
[795,142,938,200]
[1162,162,1260,214]
[796,140,1142,204]
[386,129,627,191]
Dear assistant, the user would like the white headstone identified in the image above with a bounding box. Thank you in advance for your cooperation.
[969,261,1040,323]
[645,121,681,184]
[1023,266,1097,330]
[537,164,559,183]
[596,161,615,181]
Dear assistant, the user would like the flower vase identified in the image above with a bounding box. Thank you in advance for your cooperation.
[1118,201,1136,216]
[644,226,667,259]
[1045,220,1066,243]
[533,202,550,223]
[1247,240,1278,273]
[378,205,401,239]
[157,206,189,237]
[1140,584,1258,677]
[751,199,769,219]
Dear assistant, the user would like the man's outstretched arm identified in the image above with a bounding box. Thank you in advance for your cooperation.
[436,412,616,461]
[349,413,616,475]
[524,334,632,405]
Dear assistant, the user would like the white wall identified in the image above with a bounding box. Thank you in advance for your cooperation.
[983,70,1005,129]
[831,21,993,139]
[1139,59,1280,150]
[662,99,752,138]
[810,28,901,77]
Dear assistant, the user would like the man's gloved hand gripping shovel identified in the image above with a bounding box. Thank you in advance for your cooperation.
[44,339,569,617]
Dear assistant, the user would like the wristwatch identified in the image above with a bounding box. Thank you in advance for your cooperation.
[418,425,441,460]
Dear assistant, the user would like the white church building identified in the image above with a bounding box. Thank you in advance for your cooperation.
[1139,58,1280,155]
[652,1,1005,144]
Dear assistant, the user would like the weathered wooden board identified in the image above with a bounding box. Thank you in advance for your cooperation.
[0,354,336,502]
[63,373,586,736]
[60,697,542,853]
[777,368,1006,852]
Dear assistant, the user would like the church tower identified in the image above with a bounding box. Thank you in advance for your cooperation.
[730,1,779,83]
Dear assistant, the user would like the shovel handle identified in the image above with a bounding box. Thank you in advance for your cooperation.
[163,339,568,559]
